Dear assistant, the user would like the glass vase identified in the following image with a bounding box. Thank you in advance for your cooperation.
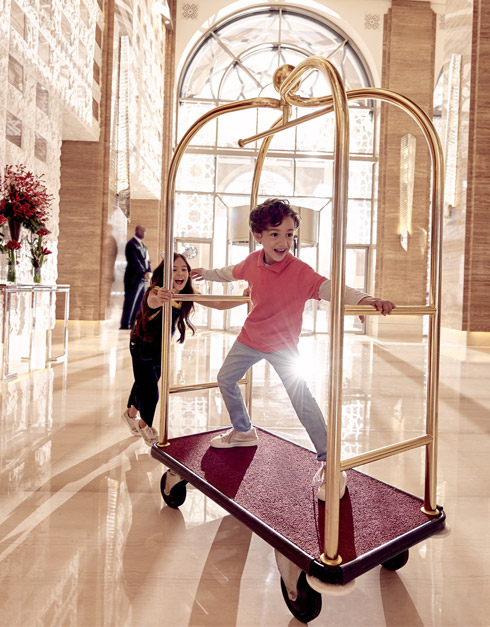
[7,254,16,283]
[8,218,21,242]
[33,266,42,283]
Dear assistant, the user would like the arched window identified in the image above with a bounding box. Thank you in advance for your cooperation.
[175,6,376,333]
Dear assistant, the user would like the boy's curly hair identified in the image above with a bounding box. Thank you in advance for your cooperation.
[249,198,300,234]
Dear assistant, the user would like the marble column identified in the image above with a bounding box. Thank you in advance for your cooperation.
[374,0,436,340]
[441,0,490,349]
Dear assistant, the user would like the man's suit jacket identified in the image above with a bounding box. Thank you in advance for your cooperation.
[124,237,151,287]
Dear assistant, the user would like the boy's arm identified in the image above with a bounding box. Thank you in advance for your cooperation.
[318,279,370,306]
[191,265,235,282]
[318,280,396,319]
[356,296,396,316]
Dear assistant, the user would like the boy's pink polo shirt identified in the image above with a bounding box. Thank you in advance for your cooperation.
[232,250,325,352]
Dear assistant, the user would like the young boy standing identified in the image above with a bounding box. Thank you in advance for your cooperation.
[191,198,395,500]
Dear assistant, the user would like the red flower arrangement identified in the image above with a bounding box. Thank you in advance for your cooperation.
[4,240,22,252]
[29,228,52,269]
[28,227,52,282]
[0,164,53,235]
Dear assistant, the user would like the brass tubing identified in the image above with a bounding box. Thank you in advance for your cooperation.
[344,305,436,316]
[278,56,350,563]
[341,435,433,471]
[172,294,250,303]
[158,97,283,448]
[250,112,290,205]
[239,105,333,147]
[169,377,247,394]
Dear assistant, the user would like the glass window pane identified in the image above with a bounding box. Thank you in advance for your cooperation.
[256,107,294,151]
[175,153,215,192]
[349,161,374,199]
[217,156,294,198]
[177,6,375,334]
[216,155,256,194]
[344,248,368,332]
[217,108,258,148]
[338,47,371,90]
[347,200,371,245]
[281,12,343,58]
[174,193,214,238]
[177,101,217,146]
[181,37,230,100]
[216,10,280,52]
[296,108,335,153]
[256,157,294,196]
[350,108,375,154]
[220,60,268,101]
[295,159,333,197]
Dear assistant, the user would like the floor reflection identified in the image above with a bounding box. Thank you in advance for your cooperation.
[0,323,490,626]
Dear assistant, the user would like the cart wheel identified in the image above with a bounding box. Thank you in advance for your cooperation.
[280,571,322,623]
[381,549,409,571]
[160,471,187,508]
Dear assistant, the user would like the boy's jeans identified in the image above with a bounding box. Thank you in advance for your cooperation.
[217,340,327,461]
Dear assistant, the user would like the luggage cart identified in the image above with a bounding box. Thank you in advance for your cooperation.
[151,56,447,623]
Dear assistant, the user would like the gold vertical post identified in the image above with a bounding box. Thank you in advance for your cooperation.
[156,98,283,448]
[279,56,351,564]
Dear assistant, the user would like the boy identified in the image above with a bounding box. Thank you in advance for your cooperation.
[191,198,395,500]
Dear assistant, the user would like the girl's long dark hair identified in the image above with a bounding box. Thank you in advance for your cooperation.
[132,253,195,344]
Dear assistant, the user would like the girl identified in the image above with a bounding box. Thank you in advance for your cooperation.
[122,253,245,445]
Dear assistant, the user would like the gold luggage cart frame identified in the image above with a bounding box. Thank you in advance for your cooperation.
[151,56,446,622]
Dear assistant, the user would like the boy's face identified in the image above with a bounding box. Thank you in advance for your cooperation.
[253,216,296,265]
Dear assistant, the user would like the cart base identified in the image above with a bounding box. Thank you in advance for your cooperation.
[151,427,445,585]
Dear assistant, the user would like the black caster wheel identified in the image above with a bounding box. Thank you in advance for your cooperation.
[382,549,409,571]
[160,471,187,509]
[280,571,322,623]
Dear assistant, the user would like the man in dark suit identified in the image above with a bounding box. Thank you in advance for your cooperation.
[120,224,151,329]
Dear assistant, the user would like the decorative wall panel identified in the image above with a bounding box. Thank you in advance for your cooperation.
[1,0,102,290]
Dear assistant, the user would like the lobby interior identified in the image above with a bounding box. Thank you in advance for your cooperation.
[1,1,490,626]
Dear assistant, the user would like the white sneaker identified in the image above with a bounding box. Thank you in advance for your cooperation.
[210,427,259,449]
[137,422,159,446]
[122,409,140,436]
[314,464,347,501]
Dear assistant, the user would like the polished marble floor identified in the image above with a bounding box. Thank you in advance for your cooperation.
[1,319,489,626]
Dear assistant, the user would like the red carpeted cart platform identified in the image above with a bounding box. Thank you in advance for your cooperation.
[151,427,445,621]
